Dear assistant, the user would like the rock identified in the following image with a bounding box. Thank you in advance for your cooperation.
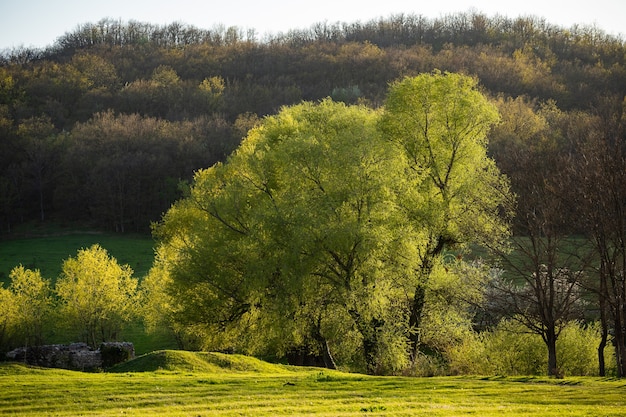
[5,342,134,371]
[100,342,135,368]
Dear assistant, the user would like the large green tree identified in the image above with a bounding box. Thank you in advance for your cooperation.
[153,99,412,372]
[151,72,510,373]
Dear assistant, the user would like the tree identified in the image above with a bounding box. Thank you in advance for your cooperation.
[571,95,626,377]
[154,99,412,373]
[379,71,511,363]
[61,112,181,231]
[487,98,590,377]
[0,284,14,353]
[56,244,138,347]
[2,266,53,348]
[153,73,511,374]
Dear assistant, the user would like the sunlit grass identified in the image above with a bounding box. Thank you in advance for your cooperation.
[1,352,625,416]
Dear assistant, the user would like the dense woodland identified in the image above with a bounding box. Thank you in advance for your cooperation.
[1,12,626,376]
[1,12,625,232]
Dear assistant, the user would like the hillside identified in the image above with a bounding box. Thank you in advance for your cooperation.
[1,12,624,232]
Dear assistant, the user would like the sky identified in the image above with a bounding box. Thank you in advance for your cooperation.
[1,0,625,50]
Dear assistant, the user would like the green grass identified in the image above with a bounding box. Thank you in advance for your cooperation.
[0,227,155,284]
[1,351,625,416]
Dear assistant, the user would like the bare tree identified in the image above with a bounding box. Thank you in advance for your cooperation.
[571,96,626,376]
[487,101,588,376]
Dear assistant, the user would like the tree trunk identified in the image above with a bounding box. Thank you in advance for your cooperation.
[408,237,446,364]
[546,328,559,377]
[349,309,383,374]
[362,331,379,375]
[408,283,426,363]
[598,284,609,376]
[614,317,626,378]
[598,329,607,377]
[321,339,337,370]
[311,322,337,370]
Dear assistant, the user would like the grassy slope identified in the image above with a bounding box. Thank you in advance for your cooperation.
[1,351,625,416]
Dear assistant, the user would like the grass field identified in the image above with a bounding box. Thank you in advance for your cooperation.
[0,225,155,284]
[1,351,625,416]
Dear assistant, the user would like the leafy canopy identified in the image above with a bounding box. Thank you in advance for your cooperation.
[150,72,511,373]
[56,244,138,347]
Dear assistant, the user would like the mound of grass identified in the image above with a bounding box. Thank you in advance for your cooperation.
[109,350,291,374]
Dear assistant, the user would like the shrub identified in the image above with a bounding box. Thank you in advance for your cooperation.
[447,319,610,376]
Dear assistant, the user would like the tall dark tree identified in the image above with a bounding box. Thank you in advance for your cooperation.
[488,98,590,377]
[572,95,626,377]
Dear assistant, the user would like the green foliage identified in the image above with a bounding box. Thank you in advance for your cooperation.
[153,98,411,370]
[447,320,613,376]
[2,12,624,231]
[0,284,13,349]
[151,73,511,374]
[0,266,53,352]
[557,322,616,376]
[55,244,139,347]
[2,13,622,376]
[380,71,510,251]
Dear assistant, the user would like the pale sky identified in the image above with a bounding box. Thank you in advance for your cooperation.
[1,0,625,50]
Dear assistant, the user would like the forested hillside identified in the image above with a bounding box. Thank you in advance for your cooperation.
[1,12,624,232]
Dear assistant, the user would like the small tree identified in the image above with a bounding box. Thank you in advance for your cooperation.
[56,244,138,347]
[0,284,16,353]
[488,265,586,376]
[7,265,53,347]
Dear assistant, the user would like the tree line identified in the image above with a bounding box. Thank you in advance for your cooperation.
[1,12,625,231]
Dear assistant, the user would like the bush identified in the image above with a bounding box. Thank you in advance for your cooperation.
[557,321,615,376]
[447,320,610,376]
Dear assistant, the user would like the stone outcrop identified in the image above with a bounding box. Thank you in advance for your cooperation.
[6,342,134,371]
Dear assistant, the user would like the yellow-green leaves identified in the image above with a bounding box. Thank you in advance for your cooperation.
[380,71,509,249]
[2,266,53,346]
[56,244,138,347]
[153,73,513,373]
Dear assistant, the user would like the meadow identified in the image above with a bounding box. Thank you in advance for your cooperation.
[0,224,155,282]
[1,229,624,416]
[1,351,625,416]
